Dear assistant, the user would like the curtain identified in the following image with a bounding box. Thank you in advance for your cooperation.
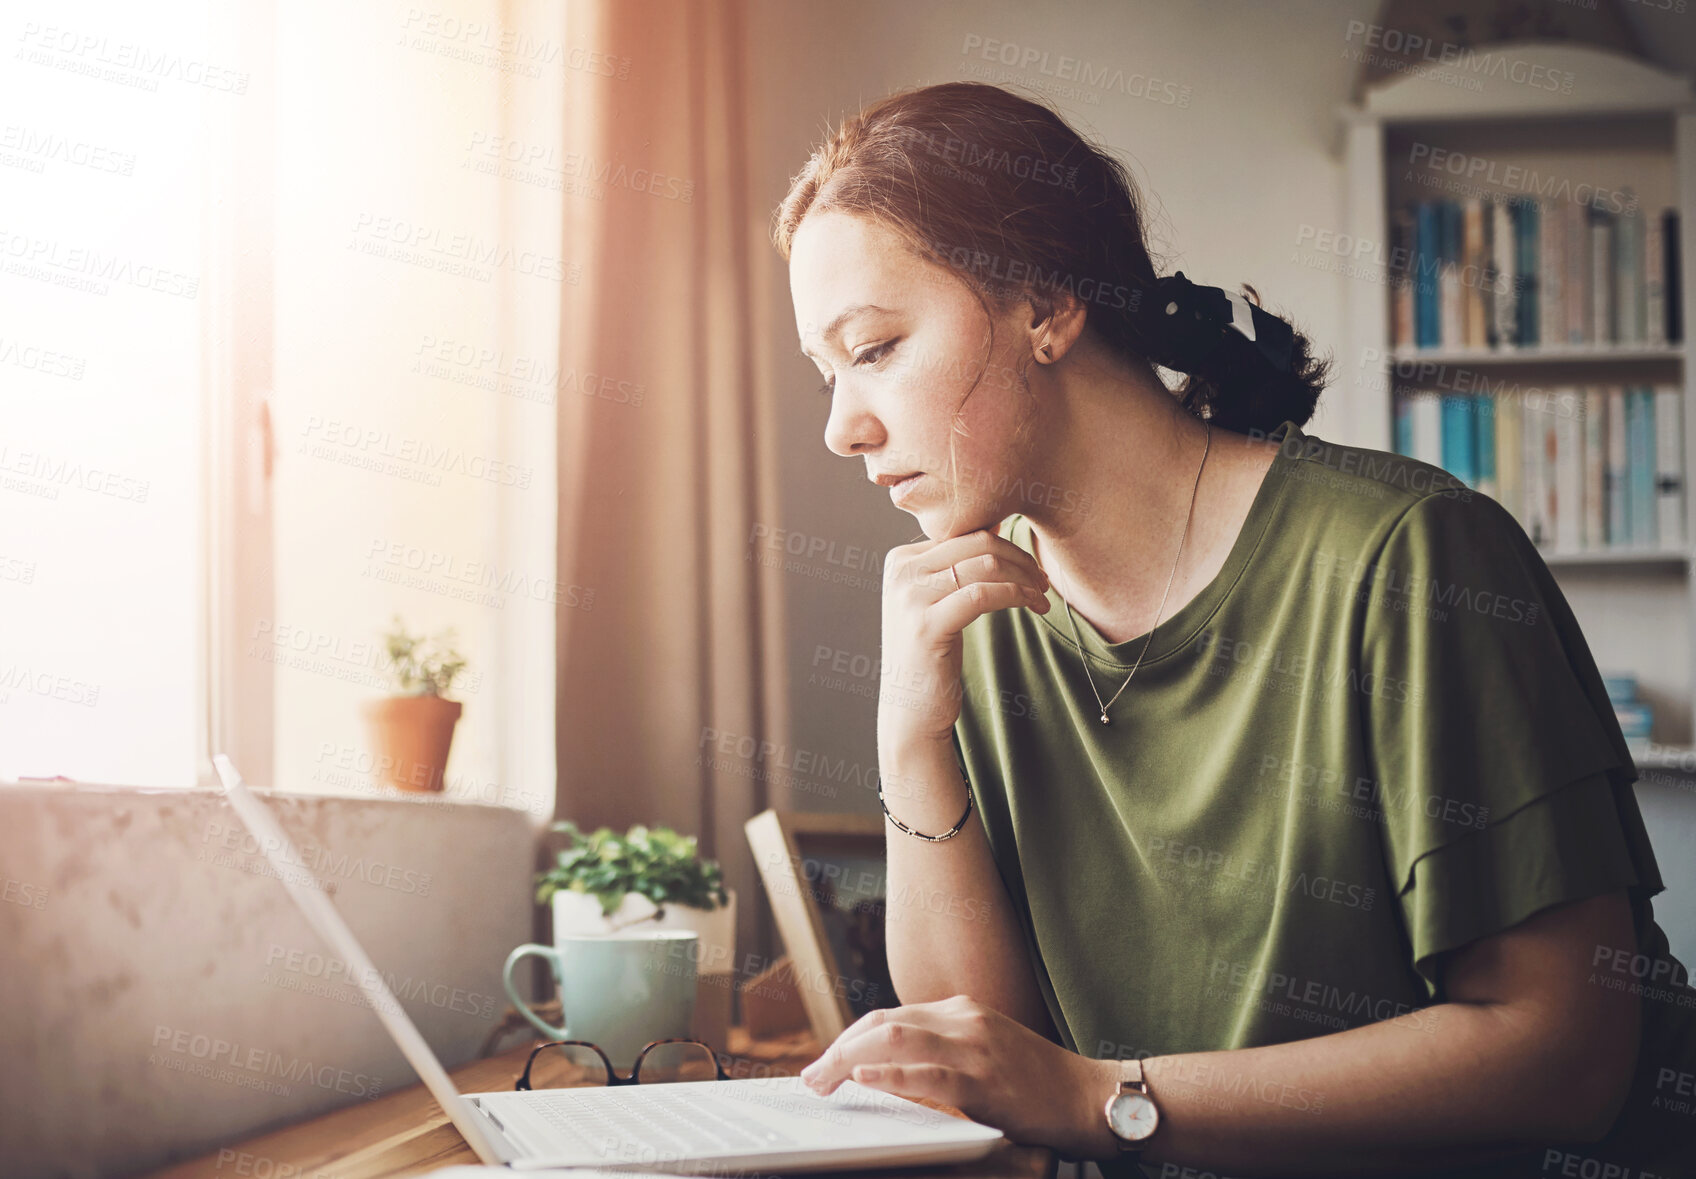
[553,0,786,989]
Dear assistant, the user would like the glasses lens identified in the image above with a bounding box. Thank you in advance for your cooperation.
[635,1041,719,1084]
[527,1043,611,1089]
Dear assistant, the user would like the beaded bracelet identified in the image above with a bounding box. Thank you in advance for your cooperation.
[878,779,973,842]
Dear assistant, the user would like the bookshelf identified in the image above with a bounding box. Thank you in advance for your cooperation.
[1336,43,1696,756]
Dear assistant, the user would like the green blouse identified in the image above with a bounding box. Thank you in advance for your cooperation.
[951,419,1696,1178]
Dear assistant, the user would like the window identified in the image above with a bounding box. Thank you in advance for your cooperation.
[2,0,556,818]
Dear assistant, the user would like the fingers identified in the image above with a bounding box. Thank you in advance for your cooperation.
[927,579,1048,635]
[843,1061,963,1108]
[799,1008,964,1096]
[914,529,1049,594]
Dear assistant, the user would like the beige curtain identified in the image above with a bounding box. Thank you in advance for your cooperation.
[554,0,787,987]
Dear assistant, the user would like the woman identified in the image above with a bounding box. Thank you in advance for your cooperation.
[773,82,1696,1177]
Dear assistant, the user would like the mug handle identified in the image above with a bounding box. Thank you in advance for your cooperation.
[503,944,571,1040]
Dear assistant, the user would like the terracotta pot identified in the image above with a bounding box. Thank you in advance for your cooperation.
[360,694,463,792]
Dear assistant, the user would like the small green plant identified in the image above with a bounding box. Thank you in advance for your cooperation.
[380,615,467,696]
[536,821,729,915]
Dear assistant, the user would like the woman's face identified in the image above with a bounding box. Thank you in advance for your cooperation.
[789,209,1038,541]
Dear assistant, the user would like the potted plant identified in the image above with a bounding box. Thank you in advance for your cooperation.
[537,821,738,1044]
[361,616,467,793]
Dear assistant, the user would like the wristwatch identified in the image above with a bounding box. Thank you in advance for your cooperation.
[1103,1058,1160,1154]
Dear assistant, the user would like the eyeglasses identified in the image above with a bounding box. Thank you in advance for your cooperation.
[515,1038,730,1091]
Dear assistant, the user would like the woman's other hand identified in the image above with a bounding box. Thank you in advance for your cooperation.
[797,994,1121,1162]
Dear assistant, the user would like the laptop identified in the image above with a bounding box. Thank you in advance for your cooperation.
[210,754,1006,1173]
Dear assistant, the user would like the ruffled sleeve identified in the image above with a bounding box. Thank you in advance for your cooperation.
[1355,490,1663,998]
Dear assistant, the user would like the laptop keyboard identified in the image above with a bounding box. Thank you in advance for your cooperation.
[526,1087,801,1158]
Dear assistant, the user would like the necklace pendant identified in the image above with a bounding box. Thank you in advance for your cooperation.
[1100,712,1111,725]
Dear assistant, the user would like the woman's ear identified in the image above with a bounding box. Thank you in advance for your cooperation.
[1028,293,1087,362]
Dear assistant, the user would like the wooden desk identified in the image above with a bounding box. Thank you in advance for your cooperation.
[141,1027,1057,1179]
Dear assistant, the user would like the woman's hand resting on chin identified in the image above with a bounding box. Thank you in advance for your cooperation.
[797,994,1123,1162]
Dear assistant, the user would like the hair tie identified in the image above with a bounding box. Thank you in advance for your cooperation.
[1133,271,1294,387]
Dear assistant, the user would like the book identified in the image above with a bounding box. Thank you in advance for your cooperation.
[1515,199,1540,346]
[1497,394,1522,527]
[1617,196,1642,346]
[1665,209,1683,345]
[1627,386,1656,545]
[1567,199,1591,345]
[1554,389,1583,552]
[1645,209,1665,348]
[1523,395,1551,545]
[1584,387,1606,547]
[1412,390,1443,468]
[1476,394,1498,501]
[1441,395,1478,487]
[1440,201,1464,348]
[1464,198,1487,347]
[1655,385,1685,545]
[1591,208,1615,344]
[1492,199,1517,348]
[1606,386,1629,544]
[1541,198,1564,349]
[1391,207,1416,348]
[1415,202,1440,348]
[1393,393,1413,456]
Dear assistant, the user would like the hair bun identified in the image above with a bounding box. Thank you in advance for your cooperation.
[1133,272,1295,390]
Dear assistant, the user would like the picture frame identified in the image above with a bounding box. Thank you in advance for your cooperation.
[743,809,898,1043]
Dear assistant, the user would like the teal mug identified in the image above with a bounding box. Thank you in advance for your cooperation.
[502,931,699,1072]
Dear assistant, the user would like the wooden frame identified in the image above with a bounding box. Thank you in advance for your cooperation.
[744,809,895,1043]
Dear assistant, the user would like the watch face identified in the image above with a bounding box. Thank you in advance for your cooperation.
[1107,1092,1159,1142]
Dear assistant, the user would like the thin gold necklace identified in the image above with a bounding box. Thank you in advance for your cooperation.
[1034,419,1210,726]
